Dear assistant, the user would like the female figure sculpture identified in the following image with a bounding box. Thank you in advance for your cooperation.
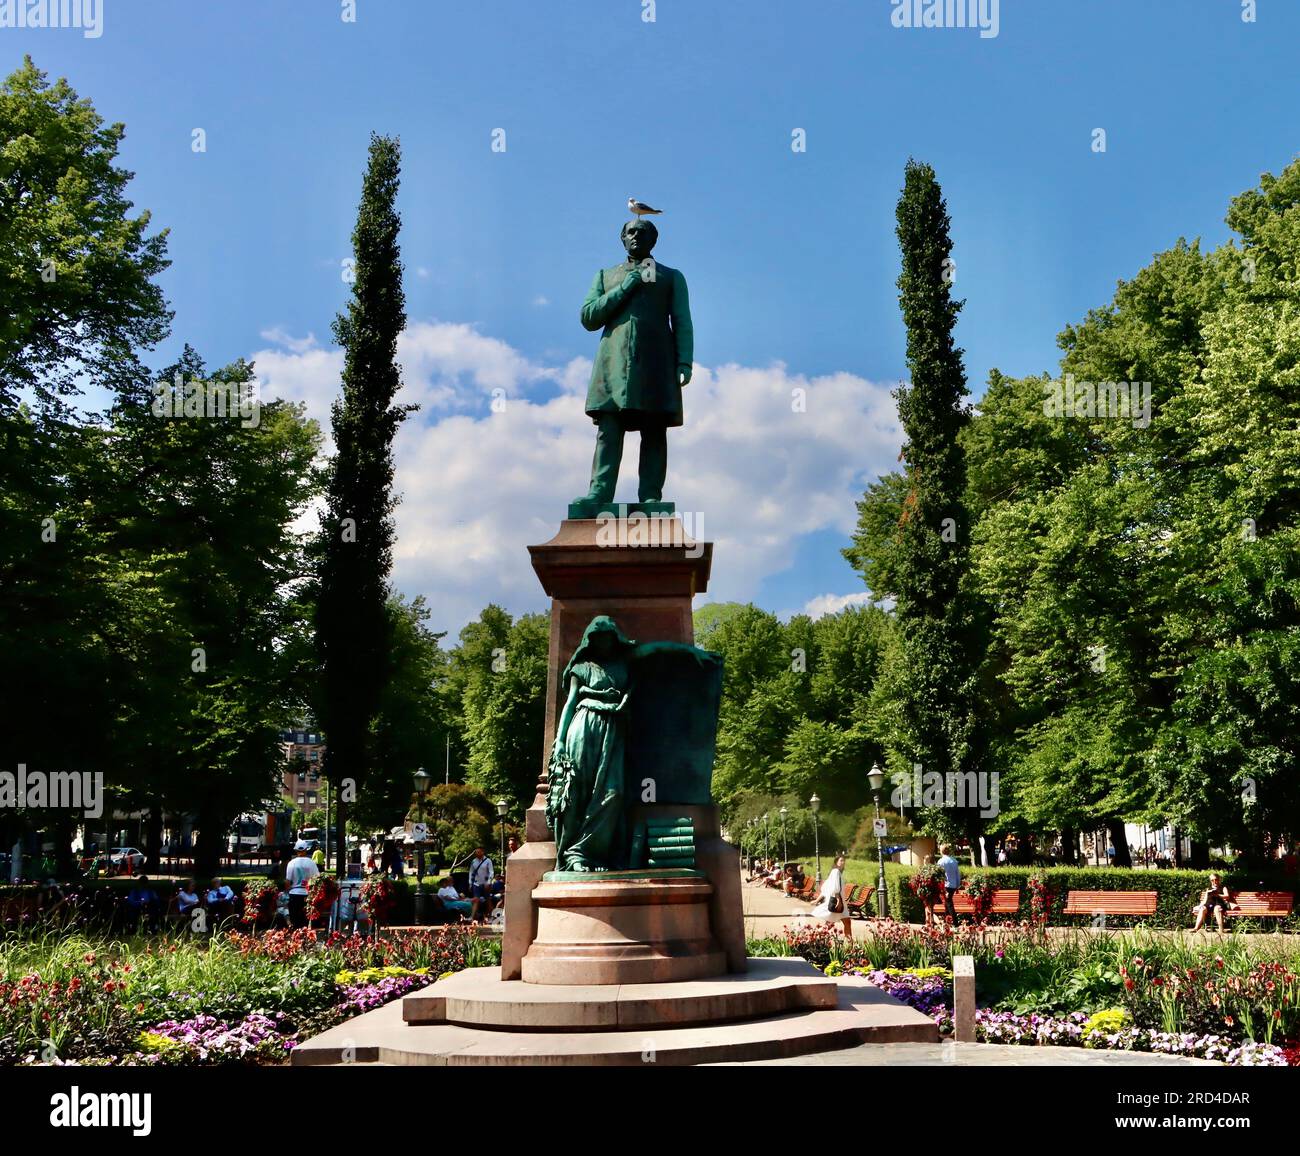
[546,615,722,872]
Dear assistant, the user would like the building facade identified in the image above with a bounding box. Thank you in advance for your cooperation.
[279,729,325,808]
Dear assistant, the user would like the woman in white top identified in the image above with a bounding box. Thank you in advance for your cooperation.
[809,853,852,936]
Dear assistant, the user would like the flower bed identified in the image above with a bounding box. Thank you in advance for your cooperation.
[748,921,1300,1067]
[0,924,498,1066]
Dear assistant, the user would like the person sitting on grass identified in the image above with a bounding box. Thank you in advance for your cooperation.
[436,877,473,918]
[1192,872,1238,933]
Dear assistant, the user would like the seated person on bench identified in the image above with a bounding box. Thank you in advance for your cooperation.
[436,878,473,917]
[1191,872,1238,932]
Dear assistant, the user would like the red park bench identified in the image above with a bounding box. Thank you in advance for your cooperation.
[1222,891,1293,921]
[1063,890,1158,919]
[845,882,873,916]
[928,888,1021,919]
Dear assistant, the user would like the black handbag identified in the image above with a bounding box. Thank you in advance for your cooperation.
[827,892,844,913]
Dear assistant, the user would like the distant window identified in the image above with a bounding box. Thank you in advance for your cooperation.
[297,793,306,804]
[309,771,319,783]
[297,771,306,782]
[307,794,317,806]
[309,750,319,761]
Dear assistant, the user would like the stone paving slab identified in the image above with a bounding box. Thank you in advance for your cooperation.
[719,1040,1219,1066]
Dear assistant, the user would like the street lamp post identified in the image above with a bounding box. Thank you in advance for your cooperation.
[868,762,889,920]
[762,812,770,862]
[810,793,822,886]
[496,799,508,876]
[412,767,432,925]
[778,806,788,863]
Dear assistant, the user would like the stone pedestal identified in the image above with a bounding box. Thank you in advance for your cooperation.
[502,515,745,983]
[522,875,726,985]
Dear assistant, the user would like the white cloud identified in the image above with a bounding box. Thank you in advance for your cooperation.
[248,322,903,637]
[532,296,550,307]
[802,591,876,619]
[259,327,320,355]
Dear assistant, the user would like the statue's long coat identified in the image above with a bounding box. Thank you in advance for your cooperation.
[580,259,693,430]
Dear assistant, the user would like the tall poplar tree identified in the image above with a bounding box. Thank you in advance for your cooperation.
[314,134,414,873]
[848,160,983,852]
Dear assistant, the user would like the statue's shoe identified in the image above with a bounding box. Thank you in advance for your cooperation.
[567,496,676,520]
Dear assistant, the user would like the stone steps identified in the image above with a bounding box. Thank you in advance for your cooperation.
[403,957,838,1029]
[292,961,939,1066]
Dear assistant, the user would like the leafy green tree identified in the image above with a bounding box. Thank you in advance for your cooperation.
[0,57,170,415]
[0,59,170,873]
[104,348,322,874]
[357,593,451,831]
[418,783,495,870]
[447,605,548,811]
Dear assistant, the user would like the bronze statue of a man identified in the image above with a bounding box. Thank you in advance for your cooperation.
[571,218,693,517]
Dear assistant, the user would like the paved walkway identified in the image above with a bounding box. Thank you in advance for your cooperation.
[724,1041,1216,1066]
[739,872,1296,944]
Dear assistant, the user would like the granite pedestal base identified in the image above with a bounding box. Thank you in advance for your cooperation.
[521,875,727,984]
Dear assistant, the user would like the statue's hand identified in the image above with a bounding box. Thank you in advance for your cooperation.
[619,270,642,293]
[678,364,692,387]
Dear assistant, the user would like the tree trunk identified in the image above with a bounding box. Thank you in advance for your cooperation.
[1189,839,1210,870]
[1173,827,1184,869]
[1106,817,1132,867]
[51,813,75,879]
[334,796,347,877]
[194,811,222,880]
[1059,828,1077,866]
[144,803,163,874]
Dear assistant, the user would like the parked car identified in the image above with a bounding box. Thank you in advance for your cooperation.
[111,847,145,874]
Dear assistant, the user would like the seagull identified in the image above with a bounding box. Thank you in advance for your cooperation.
[628,198,663,217]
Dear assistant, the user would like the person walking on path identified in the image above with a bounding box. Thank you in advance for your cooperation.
[809,853,852,937]
[937,844,962,923]
[285,841,319,929]
[468,846,495,923]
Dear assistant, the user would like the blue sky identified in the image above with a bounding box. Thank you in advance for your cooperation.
[9,0,1300,631]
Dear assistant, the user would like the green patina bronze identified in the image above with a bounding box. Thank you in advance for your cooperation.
[570,218,694,519]
[545,616,722,873]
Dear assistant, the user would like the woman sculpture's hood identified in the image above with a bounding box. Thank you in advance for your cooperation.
[562,615,637,685]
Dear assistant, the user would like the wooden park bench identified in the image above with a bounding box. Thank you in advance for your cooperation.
[929,888,1021,919]
[845,882,873,916]
[1062,890,1158,920]
[793,877,818,902]
[1222,891,1293,921]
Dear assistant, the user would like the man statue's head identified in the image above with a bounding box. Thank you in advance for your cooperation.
[621,218,658,262]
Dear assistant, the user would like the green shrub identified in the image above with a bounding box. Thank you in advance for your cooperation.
[1083,1007,1133,1044]
[840,864,1300,929]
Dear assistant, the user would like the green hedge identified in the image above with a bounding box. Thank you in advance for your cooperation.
[841,862,1300,930]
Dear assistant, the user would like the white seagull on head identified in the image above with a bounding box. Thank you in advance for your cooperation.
[628,198,663,217]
